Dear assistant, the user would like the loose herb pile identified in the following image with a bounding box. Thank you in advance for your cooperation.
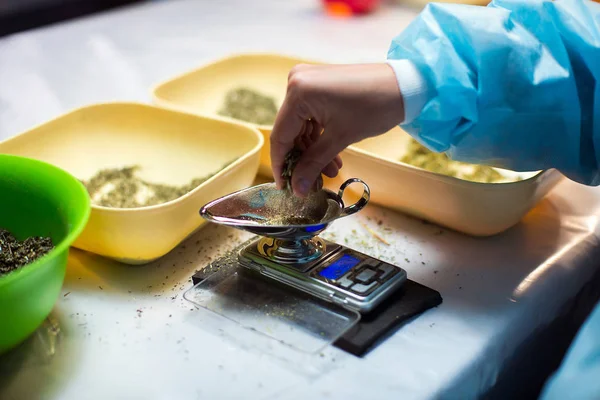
[400,139,507,183]
[82,163,231,208]
[218,88,278,125]
[266,216,316,226]
[0,229,54,275]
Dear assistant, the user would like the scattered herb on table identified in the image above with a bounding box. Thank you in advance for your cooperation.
[359,221,390,245]
[0,229,54,275]
[218,88,278,125]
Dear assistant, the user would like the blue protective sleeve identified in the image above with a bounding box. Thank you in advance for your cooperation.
[387,0,600,185]
[540,300,600,399]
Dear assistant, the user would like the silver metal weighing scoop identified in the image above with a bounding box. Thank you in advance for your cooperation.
[200,178,370,263]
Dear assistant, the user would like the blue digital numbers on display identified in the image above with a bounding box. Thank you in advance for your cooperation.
[318,254,360,280]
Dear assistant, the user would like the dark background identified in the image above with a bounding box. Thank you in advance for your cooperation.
[0,0,146,37]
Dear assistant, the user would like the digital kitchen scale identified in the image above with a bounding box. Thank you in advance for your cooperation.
[238,236,406,313]
[184,179,415,354]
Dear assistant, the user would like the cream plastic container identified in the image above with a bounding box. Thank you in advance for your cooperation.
[338,127,563,236]
[0,103,263,263]
[152,52,320,178]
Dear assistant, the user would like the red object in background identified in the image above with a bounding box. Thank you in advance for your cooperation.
[322,0,380,16]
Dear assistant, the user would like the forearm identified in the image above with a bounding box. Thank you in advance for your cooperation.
[387,0,600,185]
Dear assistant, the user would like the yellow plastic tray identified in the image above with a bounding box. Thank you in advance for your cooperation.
[339,127,563,236]
[0,103,263,264]
[152,53,321,178]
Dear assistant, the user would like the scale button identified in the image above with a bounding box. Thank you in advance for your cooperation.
[351,281,379,295]
[354,268,378,284]
[337,276,354,289]
[378,264,397,280]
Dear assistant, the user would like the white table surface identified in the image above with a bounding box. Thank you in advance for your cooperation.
[2,1,600,399]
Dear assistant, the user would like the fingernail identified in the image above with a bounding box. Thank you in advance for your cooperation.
[295,178,310,197]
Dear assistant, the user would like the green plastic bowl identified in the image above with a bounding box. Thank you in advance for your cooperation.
[0,154,90,354]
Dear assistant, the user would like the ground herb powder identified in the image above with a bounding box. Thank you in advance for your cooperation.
[82,163,231,208]
[400,139,509,183]
[218,88,278,125]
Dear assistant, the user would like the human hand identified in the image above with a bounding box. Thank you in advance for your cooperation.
[270,63,405,197]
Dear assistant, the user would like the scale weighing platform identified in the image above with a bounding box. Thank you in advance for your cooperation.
[184,179,442,356]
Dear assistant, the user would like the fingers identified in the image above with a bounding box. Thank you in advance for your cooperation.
[301,121,340,178]
[309,119,322,142]
[292,131,347,197]
[322,161,339,178]
[272,63,355,194]
[297,119,321,151]
[334,155,343,169]
[294,121,312,151]
[271,66,319,189]
[322,154,343,177]
[274,110,344,193]
[270,95,308,189]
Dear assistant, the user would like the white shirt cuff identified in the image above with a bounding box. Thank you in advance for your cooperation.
[386,59,430,125]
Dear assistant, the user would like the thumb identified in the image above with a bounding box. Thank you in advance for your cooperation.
[291,131,346,197]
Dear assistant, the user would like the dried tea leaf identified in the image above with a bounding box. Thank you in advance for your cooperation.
[218,88,278,125]
[0,229,54,274]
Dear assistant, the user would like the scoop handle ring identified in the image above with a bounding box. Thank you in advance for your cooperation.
[338,178,370,217]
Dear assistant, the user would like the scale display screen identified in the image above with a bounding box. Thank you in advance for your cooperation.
[318,253,361,280]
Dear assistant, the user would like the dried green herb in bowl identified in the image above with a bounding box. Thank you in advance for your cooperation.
[400,139,516,183]
[0,229,54,275]
[82,162,233,208]
[218,88,278,125]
